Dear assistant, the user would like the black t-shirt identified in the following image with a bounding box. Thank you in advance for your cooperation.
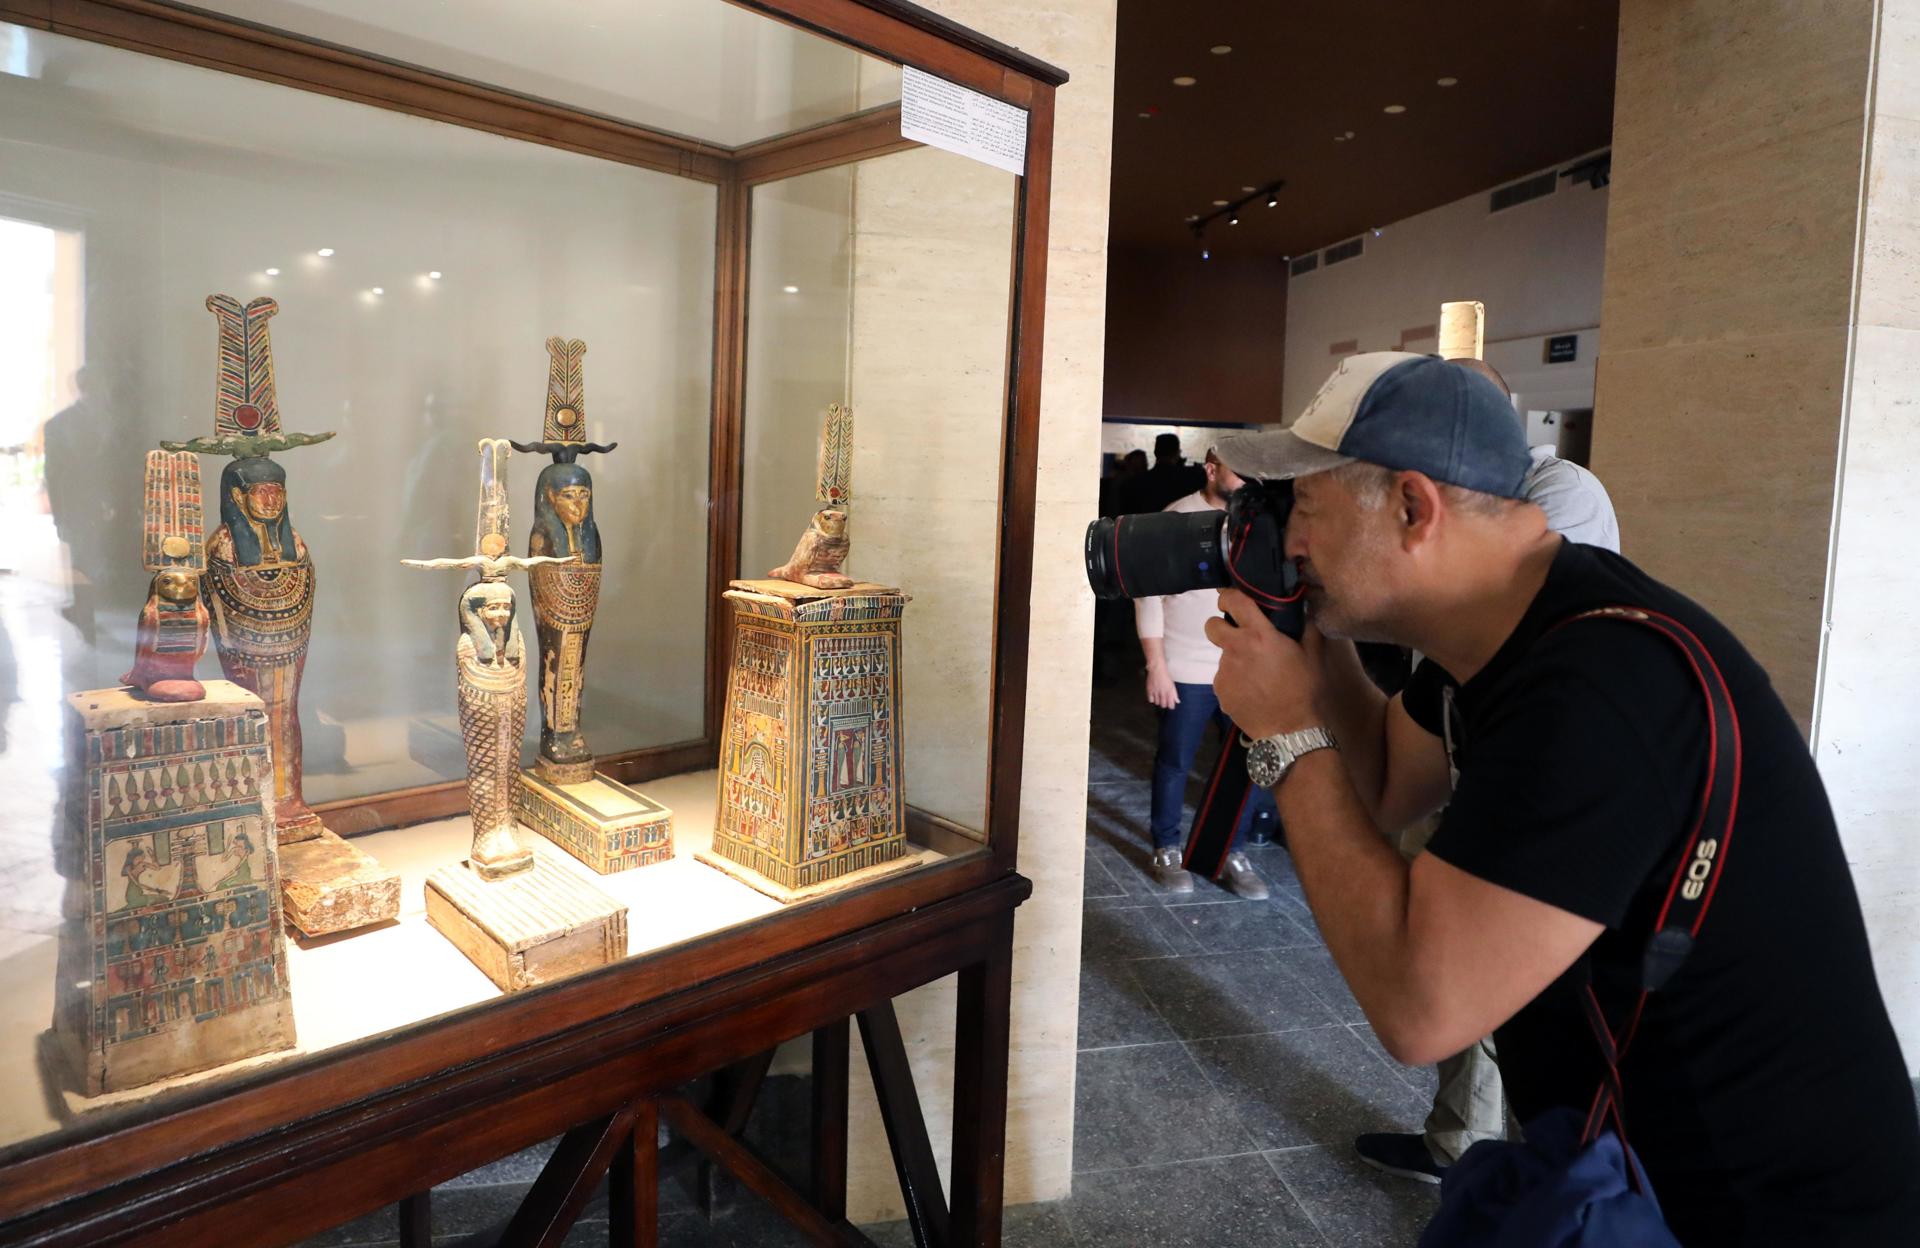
[1402,541,1920,1247]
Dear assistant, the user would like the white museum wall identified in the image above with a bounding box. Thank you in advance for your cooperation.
[1282,151,1611,421]
[1809,0,1920,1073]
[1,26,716,809]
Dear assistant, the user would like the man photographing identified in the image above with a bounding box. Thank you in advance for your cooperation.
[1208,352,1919,1245]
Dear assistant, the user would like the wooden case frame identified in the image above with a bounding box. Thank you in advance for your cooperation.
[0,1,1064,1244]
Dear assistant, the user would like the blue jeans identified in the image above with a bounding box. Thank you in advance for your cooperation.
[1150,681,1279,851]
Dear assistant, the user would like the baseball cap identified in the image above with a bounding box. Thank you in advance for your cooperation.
[1217,352,1532,499]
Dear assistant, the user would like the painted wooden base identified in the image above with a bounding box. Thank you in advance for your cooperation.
[424,853,628,994]
[516,770,674,875]
[694,844,920,904]
[279,829,402,938]
[54,681,298,1096]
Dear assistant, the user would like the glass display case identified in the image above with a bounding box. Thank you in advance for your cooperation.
[0,0,1062,1241]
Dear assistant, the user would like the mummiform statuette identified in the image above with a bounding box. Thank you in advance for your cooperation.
[510,338,673,875]
[163,295,401,937]
[408,440,629,992]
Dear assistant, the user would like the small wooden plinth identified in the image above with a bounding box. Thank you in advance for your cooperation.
[280,829,401,937]
[516,770,674,875]
[424,853,628,993]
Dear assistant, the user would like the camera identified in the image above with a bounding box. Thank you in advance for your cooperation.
[1083,478,1306,877]
[1083,480,1305,640]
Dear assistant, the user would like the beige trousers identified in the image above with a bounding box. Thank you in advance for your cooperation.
[1399,814,1510,1164]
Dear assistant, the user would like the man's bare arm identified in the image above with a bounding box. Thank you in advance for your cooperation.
[1271,750,1602,1065]
[1209,589,1601,1065]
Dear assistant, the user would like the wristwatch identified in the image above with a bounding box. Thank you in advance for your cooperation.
[1241,726,1338,789]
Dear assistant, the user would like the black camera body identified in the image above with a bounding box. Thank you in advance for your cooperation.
[1084,480,1305,640]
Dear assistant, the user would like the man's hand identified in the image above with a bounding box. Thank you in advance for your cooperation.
[1206,588,1324,740]
[1145,662,1180,710]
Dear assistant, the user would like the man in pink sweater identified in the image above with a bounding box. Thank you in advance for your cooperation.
[1134,449,1276,898]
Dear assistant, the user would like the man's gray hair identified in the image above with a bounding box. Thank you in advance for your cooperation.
[1330,461,1515,517]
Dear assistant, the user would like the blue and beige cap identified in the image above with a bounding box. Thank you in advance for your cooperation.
[1217,351,1532,499]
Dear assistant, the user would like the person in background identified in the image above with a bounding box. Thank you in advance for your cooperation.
[1115,447,1153,515]
[1136,448,1276,898]
[1141,432,1206,513]
[1355,357,1623,1184]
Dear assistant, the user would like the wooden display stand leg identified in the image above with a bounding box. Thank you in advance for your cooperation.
[665,917,1016,1248]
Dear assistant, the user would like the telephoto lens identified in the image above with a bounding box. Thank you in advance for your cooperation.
[1083,509,1230,601]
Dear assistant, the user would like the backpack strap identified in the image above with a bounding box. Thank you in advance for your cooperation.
[1549,605,1742,1157]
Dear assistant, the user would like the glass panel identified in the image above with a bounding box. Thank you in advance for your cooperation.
[0,0,1020,1167]
[745,146,1019,837]
[191,0,901,146]
[0,21,716,1150]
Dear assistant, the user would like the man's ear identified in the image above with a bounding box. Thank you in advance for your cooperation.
[1395,472,1445,549]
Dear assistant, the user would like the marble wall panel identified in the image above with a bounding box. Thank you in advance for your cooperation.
[837,0,1114,1220]
[1590,329,1848,728]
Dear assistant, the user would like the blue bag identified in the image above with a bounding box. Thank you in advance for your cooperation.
[1417,606,1741,1248]
[1420,1107,1678,1248]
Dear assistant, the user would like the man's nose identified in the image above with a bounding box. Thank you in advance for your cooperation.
[1284,518,1307,562]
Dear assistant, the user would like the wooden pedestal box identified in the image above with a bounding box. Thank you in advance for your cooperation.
[50,683,298,1096]
[516,770,673,875]
[701,580,911,901]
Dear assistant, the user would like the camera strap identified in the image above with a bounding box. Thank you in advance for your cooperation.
[1182,728,1255,880]
[1545,604,1741,1164]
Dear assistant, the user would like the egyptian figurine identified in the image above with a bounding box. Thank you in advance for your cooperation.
[204,453,323,839]
[165,294,334,844]
[456,580,533,879]
[123,568,211,702]
[511,337,617,786]
[405,438,574,879]
[770,507,853,589]
[123,449,211,702]
[769,403,857,590]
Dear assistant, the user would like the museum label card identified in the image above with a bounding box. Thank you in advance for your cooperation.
[900,66,1027,176]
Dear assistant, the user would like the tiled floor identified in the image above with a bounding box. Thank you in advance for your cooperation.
[299,681,1441,1247]
[1061,680,1438,1247]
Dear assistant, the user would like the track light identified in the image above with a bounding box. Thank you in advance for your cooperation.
[1266,193,1279,208]
[1229,212,1240,226]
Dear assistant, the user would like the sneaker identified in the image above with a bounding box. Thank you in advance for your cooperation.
[1222,851,1269,900]
[1150,846,1194,894]
[1354,1132,1446,1185]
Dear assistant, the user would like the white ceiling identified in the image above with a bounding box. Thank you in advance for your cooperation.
[191,0,897,147]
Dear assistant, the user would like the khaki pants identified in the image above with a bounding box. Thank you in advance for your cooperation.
[1399,814,1509,1164]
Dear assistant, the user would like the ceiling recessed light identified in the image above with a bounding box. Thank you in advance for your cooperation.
[1185,214,1200,222]
[1138,110,1152,118]
[1345,130,1356,138]
[316,247,334,257]
[782,285,800,294]
[369,286,384,295]
[1437,76,1459,87]
[1383,104,1407,114]
[428,270,442,280]
[264,267,280,277]
[1333,135,1347,142]
[1241,185,1256,193]
[1212,199,1229,206]
[1210,44,1232,54]
[1172,75,1197,86]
